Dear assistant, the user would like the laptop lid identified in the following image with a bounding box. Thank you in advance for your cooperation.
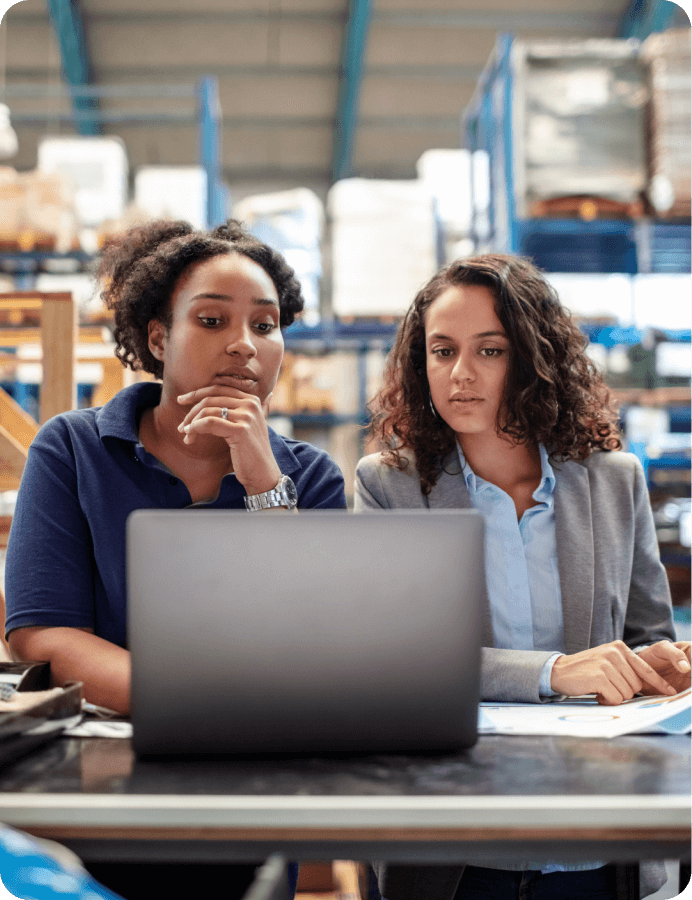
[127,509,484,756]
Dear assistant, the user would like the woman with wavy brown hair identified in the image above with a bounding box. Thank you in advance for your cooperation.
[355,254,689,900]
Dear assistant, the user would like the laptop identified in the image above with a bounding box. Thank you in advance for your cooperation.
[127,509,484,756]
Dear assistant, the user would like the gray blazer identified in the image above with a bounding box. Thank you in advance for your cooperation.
[354,448,673,899]
[355,447,675,703]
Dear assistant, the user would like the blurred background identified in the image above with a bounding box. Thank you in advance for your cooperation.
[0,1,689,896]
[0,1,688,594]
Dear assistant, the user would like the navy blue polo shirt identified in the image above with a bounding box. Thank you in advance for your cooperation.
[5,382,346,648]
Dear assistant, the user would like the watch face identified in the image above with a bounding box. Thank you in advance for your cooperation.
[280,475,298,508]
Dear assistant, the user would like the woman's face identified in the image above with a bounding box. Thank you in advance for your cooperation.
[150,252,284,402]
[425,282,510,442]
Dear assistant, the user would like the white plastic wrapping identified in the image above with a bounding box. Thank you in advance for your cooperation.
[328,178,437,317]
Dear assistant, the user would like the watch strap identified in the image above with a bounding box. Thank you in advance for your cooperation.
[244,475,297,511]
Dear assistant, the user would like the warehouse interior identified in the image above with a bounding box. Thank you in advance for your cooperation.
[0,0,689,897]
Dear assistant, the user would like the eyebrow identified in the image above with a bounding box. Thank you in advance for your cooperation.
[428,330,506,341]
[190,292,279,308]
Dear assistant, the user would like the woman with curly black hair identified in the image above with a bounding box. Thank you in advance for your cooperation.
[6,219,346,719]
[356,254,689,900]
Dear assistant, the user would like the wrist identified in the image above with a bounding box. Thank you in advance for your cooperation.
[240,466,282,497]
[549,653,567,691]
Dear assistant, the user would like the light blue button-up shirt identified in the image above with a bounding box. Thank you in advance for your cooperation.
[458,443,563,695]
[458,442,604,873]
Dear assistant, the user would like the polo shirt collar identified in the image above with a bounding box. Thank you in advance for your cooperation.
[95,381,302,475]
[95,381,162,442]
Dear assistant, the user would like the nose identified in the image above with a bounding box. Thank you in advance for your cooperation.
[225,324,257,358]
[451,349,475,384]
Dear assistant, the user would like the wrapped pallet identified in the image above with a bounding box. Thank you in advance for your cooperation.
[640,29,691,218]
[0,166,78,252]
[328,179,438,318]
[512,39,649,218]
[0,168,24,243]
[22,170,78,254]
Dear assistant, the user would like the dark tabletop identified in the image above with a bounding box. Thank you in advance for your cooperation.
[0,734,688,798]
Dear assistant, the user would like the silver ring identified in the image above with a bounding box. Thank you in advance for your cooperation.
[221,407,228,420]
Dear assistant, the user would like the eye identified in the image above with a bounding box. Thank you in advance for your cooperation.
[198,316,222,328]
[254,321,277,334]
[431,347,454,358]
[480,347,505,358]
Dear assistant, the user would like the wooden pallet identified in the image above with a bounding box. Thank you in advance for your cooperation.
[528,195,645,221]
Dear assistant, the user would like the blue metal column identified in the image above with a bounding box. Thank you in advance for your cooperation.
[46,0,99,136]
[332,0,373,182]
[196,77,226,228]
[618,0,679,38]
[498,34,518,254]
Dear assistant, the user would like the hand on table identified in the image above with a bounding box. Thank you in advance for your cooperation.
[177,385,281,495]
[550,640,681,705]
[636,641,691,696]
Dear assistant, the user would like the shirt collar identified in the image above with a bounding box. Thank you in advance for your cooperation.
[95,381,302,476]
[95,381,161,442]
[456,441,555,497]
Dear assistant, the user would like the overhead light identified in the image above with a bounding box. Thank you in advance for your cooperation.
[0,103,18,159]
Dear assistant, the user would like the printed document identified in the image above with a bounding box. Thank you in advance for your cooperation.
[479,688,691,738]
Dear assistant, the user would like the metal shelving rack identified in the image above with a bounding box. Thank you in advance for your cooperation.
[461,33,691,575]
[461,33,692,276]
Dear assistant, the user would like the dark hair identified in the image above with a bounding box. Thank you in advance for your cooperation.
[97,218,304,378]
[369,253,622,495]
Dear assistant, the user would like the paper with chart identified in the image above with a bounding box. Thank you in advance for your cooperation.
[478,688,691,738]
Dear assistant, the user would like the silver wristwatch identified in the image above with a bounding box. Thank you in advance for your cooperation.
[244,474,298,511]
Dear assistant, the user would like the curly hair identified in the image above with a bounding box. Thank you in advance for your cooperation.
[369,254,622,495]
[96,218,304,378]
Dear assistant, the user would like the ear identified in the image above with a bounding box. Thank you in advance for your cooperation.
[148,319,166,361]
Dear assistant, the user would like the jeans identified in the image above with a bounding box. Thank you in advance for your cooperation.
[453,864,619,900]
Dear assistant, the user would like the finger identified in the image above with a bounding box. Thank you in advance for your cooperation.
[672,643,691,672]
[646,641,691,674]
[182,415,236,444]
[597,655,639,700]
[629,652,677,695]
[178,385,260,406]
[179,396,256,430]
[610,658,642,697]
[594,680,627,706]
[667,649,690,673]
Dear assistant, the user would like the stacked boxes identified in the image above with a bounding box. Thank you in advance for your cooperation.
[641,29,691,218]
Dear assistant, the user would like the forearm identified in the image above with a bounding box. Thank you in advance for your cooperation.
[9,627,131,715]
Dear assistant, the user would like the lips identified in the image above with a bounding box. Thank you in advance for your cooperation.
[215,369,258,390]
[450,394,483,403]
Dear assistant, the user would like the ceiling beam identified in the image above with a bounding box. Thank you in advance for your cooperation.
[617,0,680,38]
[10,112,460,130]
[3,64,482,83]
[332,0,373,183]
[45,0,99,136]
[10,9,620,30]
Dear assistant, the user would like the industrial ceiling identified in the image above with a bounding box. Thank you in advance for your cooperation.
[2,0,688,202]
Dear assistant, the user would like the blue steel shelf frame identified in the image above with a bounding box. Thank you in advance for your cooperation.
[461,33,691,275]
